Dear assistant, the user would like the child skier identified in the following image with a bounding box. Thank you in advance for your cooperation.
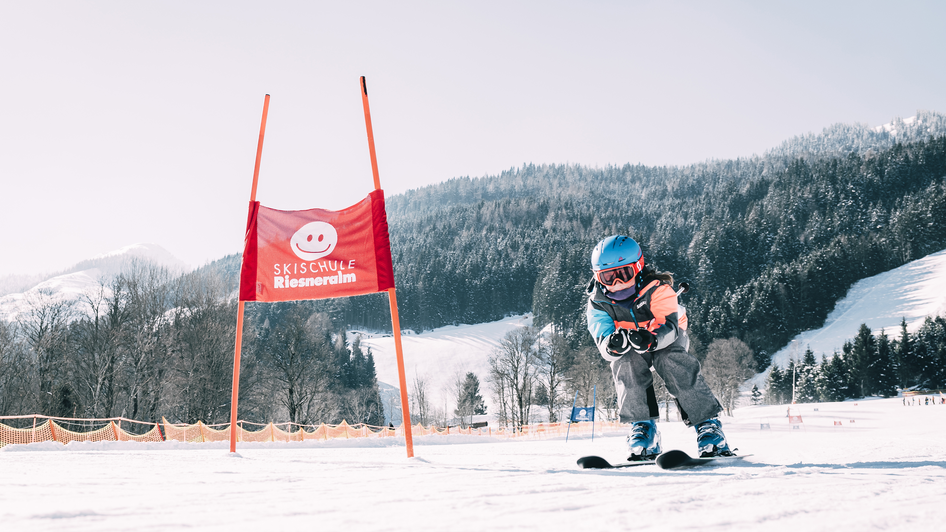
[585,235,732,460]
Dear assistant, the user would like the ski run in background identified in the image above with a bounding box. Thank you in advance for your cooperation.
[360,248,946,421]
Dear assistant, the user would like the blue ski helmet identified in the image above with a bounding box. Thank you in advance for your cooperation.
[591,235,645,286]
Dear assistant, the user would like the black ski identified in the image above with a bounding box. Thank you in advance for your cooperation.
[654,449,747,470]
[576,455,656,469]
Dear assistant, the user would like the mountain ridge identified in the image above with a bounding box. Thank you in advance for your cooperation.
[0,243,190,320]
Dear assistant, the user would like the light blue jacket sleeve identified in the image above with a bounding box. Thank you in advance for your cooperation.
[586,301,619,361]
[586,304,615,339]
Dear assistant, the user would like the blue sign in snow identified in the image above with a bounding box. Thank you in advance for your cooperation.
[571,407,595,422]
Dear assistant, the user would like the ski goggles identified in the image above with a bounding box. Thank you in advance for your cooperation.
[594,258,644,287]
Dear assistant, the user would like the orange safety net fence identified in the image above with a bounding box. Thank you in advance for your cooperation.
[0,415,165,448]
[1,414,619,449]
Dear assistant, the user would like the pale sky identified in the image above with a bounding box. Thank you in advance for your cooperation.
[2,1,945,277]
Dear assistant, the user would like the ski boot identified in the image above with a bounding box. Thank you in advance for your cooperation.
[695,418,733,457]
[627,419,661,461]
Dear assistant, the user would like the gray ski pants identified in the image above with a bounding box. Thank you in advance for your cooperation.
[610,333,721,426]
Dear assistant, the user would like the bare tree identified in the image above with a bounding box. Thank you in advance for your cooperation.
[20,288,75,415]
[702,337,756,416]
[564,347,615,421]
[0,320,35,416]
[409,374,429,425]
[488,327,540,431]
[255,307,334,424]
[164,272,236,424]
[448,368,466,425]
[409,373,431,426]
[118,263,174,423]
[537,328,572,423]
[71,277,130,418]
[342,387,383,425]
[305,389,342,426]
[488,364,509,428]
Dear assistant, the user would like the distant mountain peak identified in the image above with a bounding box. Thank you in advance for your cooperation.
[87,243,189,273]
[873,115,918,135]
[767,110,946,159]
[0,243,190,321]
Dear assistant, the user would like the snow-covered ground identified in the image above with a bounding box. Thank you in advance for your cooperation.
[5,248,946,529]
[3,396,945,530]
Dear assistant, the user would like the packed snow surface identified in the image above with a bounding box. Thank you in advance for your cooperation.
[2,397,945,531]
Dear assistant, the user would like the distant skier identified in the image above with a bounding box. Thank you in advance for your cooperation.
[585,235,732,460]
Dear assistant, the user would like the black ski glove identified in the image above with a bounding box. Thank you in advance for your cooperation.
[627,329,656,353]
[607,329,633,356]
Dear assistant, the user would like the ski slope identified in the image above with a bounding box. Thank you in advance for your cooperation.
[354,314,534,418]
[768,247,946,371]
[3,397,945,530]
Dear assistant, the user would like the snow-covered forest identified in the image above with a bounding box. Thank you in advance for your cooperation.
[2,114,946,428]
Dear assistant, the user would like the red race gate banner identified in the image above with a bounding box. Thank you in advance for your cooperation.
[239,189,394,302]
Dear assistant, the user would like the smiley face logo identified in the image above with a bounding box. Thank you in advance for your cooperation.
[290,221,338,261]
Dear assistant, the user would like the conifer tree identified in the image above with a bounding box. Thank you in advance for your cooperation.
[851,324,877,396]
[874,330,898,397]
[913,316,946,388]
[817,353,848,402]
[796,348,819,403]
[894,318,913,389]
[750,384,763,405]
[455,372,487,427]
[766,365,790,405]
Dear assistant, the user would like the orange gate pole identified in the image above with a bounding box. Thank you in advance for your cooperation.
[229,94,270,453]
[360,76,414,458]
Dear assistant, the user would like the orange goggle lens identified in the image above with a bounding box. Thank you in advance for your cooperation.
[595,266,634,285]
[595,261,641,286]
